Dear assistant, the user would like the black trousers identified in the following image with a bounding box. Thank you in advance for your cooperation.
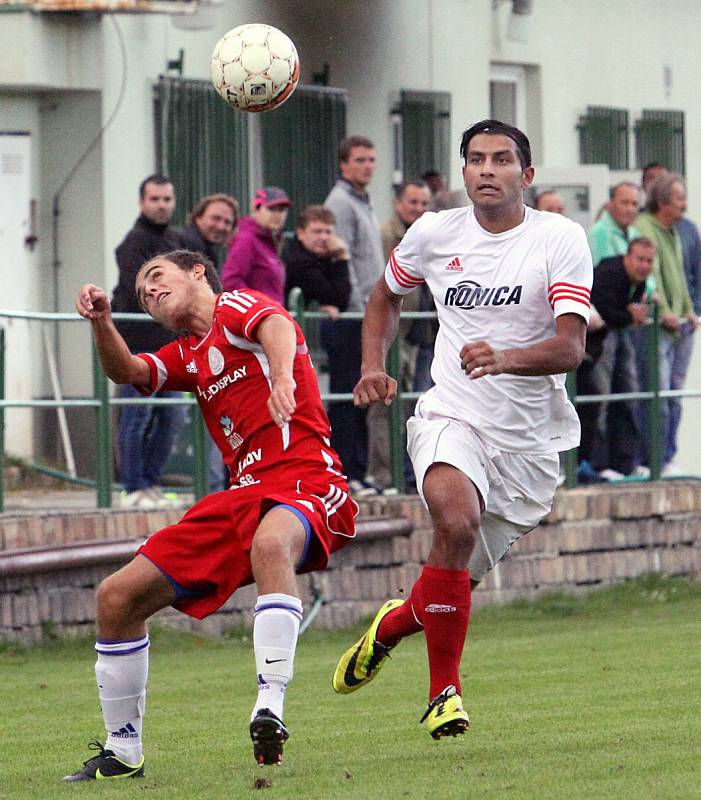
[321,318,368,481]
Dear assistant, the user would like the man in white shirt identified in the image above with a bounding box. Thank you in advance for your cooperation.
[332,119,592,740]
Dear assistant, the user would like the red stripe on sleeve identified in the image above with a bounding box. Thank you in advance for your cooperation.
[389,250,423,287]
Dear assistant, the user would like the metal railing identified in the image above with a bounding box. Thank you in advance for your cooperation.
[0,299,689,513]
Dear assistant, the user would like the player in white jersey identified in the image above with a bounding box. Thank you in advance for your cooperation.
[333,120,593,739]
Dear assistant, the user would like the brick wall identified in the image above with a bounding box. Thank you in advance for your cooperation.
[1,482,700,642]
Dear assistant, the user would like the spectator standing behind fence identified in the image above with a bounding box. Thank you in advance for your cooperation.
[588,183,641,267]
[585,182,648,480]
[324,136,385,496]
[111,175,184,510]
[179,193,239,269]
[363,178,433,492]
[635,174,698,476]
[283,205,351,315]
[221,186,290,303]
[673,206,701,474]
[180,193,240,492]
[641,162,668,209]
[534,190,566,215]
[576,239,655,481]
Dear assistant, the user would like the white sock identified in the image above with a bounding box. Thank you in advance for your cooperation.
[251,594,303,722]
[94,635,149,765]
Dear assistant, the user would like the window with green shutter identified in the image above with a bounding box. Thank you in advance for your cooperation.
[259,85,347,227]
[153,76,250,227]
[398,90,451,181]
[635,110,685,175]
[577,106,629,169]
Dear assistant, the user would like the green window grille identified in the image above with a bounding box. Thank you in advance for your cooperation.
[577,106,629,169]
[259,85,347,226]
[399,90,451,181]
[635,110,685,175]
[153,76,250,227]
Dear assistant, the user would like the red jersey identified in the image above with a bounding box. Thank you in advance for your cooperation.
[138,290,345,492]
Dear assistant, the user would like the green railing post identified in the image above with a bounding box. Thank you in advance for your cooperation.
[192,406,207,501]
[289,287,307,339]
[92,342,113,508]
[0,327,5,513]
[564,371,578,488]
[387,337,405,493]
[648,306,661,480]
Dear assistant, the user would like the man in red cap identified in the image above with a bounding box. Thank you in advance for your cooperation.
[222,186,291,303]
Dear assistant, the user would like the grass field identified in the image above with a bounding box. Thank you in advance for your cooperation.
[2,574,700,800]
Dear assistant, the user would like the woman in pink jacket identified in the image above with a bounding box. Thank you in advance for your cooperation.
[221,186,291,303]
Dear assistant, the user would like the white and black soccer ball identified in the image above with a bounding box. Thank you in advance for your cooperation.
[210,23,300,113]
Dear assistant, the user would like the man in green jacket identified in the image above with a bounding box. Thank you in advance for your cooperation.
[635,173,698,475]
[588,182,642,267]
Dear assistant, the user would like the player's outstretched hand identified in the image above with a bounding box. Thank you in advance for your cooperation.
[353,370,397,407]
[76,284,111,321]
[268,376,297,428]
[460,341,506,379]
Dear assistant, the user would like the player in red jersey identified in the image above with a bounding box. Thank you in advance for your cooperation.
[66,250,357,781]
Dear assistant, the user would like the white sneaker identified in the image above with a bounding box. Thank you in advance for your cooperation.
[631,465,651,479]
[661,462,683,478]
[348,479,378,498]
[599,468,625,482]
[144,486,178,508]
[120,489,158,510]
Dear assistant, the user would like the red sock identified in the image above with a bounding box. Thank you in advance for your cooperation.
[419,565,471,698]
[376,582,424,647]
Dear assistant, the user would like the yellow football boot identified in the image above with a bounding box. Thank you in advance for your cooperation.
[420,685,470,739]
[332,599,404,694]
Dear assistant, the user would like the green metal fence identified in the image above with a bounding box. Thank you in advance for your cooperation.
[0,303,692,514]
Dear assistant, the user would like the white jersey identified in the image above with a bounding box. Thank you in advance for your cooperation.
[385,205,592,453]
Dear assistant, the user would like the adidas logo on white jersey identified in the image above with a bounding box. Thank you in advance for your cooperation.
[445,257,463,272]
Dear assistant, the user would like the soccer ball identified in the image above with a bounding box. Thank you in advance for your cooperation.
[210,23,300,113]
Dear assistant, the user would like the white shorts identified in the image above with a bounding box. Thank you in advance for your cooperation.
[407,415,560,583]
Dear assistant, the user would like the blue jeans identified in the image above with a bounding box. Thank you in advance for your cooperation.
[581,329,640,474]
[320,318,367,481]
[664,325,695,463]
[208,435,229,492]
[413,342,435,394]
[118,385,185,492]
[636,325,695,467]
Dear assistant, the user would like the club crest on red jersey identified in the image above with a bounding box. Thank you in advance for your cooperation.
[208,346,225,375]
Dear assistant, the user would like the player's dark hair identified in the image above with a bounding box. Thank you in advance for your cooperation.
[139,174,174,199]
[139,250,222,308]
[394,178,429,199]
[627,237,655,254]
[645,173,684,214]
[297,205,336,229]
[459,119,532,169]
[421,169,441,181]
[609,181,639,200]
[339,135,374,163]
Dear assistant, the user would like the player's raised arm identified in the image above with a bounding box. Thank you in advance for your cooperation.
[75,284,150,388]
[354,278,403,407]
[256,313,298,427]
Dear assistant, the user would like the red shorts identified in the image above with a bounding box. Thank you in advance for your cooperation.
[137,479,358,619]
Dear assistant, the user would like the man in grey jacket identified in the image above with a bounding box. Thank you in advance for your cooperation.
[324,136,385,494]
